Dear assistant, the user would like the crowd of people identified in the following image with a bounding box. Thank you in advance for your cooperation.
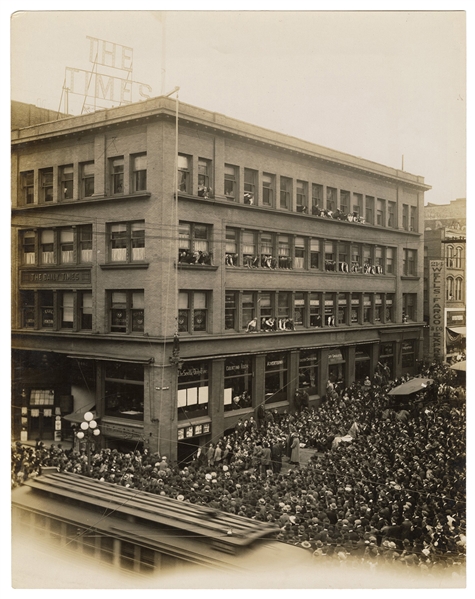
[12,361,466,572]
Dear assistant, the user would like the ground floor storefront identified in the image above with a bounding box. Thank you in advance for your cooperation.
[12,325,423,462]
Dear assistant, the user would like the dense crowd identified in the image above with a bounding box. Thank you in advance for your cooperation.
[12,361,466,572]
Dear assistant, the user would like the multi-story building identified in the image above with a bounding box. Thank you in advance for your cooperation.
[11,97,429,462]
[423,200,466,362]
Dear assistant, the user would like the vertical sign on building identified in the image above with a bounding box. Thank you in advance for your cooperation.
[429,260,446,362]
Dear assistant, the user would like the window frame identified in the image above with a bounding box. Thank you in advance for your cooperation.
[39,168,54,203]
[178,222,212,265]
[279,176,292,210]
[224,164,238,201]
[108,220,145,264]
[80,161,95,198]
[59,164,74,201]
[262,173,275,207]
[21,170,35,205]
[131,153,147,192]
[109,289,145,334]
[110,157,124,195]
[178,290,209,334]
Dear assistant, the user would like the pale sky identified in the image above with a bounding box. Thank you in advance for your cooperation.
[9,8,467,206]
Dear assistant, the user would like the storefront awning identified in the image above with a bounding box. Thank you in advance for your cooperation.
[450,360,466,372]
[447,327,466,336]
[63,403,96,423]
[67,352,154,364]
[388,377,434,396]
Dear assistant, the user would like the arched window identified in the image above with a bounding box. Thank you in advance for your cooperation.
[455,246,463,269]
[455,277,463,302]
[446,245,454,268]
[446,277,454,301]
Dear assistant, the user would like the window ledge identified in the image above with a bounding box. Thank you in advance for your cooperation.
[100,262,150,270]
[400,275,420,280]
[177,264,218,271]
[13,192,151,212]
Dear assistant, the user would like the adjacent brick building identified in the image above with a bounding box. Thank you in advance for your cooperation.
[11,97,430,461]
[423,200,466,362]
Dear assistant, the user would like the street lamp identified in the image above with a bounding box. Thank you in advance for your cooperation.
[76,411,100,474]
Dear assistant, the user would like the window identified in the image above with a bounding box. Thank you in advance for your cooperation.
[376,199,385,226]
[338,242,349,272]
[260,292,273,329]
[312,184,323,213]
[80,292,93,330]
[132,154,147,191]
[446,245,454,268]
[324,293,335,326]
[310,239,321,269]
[60,292,74,329]
[386,247,395,274]
[225,228,238,266]
[352,193,363,219]
[362,245,372,272]
[351,293,360,324]
[262,173,274,206]
[178,222,211,265]
[280,176,292,209]
[225,292,237,330]
[455,246,463,269]
[277,292,291,322]
[340,190,350,214]
[374,294,383,322]
[58,165,74,201]
[365,196,374,224]
[410,206,417,231]
[22,231,36,265]
[81,162,95,198]
[388,201,396,227]
[178,291,208,333]
[264,352,288,403]
[403,293,416,322]
[242,292,255,330]
[21,171,34,204]
[363,294,372,323]
[110,157,124,194]
[178,154,191,193]
[338,293,348,325]
[224,164,237,200]
[401,340,416,369]
[242,230,257,267]
[110,290,144,333]
[402,204,409,230]
[57,229,74,264]
[375,246,383,274]
[40,168,54,202]
[260,232,274,268]
[224,357,253,412]
[296,180,308,213]
[79,225,93,263]
[39,291,54,328]
[21,290,35,328]
[178,361,209,419]
[244,168,257,204]
[309,293,321,327]
[109,221,145,263]
[403,249,417,276]
[294,237,305,269]
[325,241,336,271]
[351,245,361,272]
[294,293,305,326]
[446,277,454,301]
[40,230,55,265]
[326,187,337,212]
[385,294,394,323]
[105,362,144,421]
[455,277,463,301]
[277,235,291,269]
[298,350,319,396]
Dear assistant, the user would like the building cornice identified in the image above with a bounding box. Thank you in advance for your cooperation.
[11,97,431,192]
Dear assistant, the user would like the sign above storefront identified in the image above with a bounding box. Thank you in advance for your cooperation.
[21,269,92,286]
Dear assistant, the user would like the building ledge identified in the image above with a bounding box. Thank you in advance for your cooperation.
[12,191,151,212]
[100,262,150,270]
[177,264,218,271]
